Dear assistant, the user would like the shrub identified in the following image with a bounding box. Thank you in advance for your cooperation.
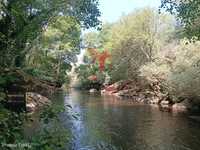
[109,8,175,81]
[0,105,71,150]
[140,38,200,104]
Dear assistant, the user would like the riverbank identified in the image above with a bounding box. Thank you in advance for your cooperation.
[0,68,61,112]
[100,80,199,113]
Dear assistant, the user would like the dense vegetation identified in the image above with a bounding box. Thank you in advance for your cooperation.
[0,0,101,149]
[81,8,176,84]
[81,7,200,109]
[0,0,100,84]
[1,0,200,149]
[161,0,200,38]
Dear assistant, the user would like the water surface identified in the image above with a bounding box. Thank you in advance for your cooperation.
[53,89,200,150]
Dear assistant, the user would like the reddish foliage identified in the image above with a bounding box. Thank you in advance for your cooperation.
[87,49,111,72]
[104,85,118,93]
[98,51,110,71]
[88,75,97,81]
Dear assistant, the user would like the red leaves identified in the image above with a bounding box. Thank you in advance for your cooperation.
[98,50,110,71]
[88,75,97,81]
[87,48,111,72]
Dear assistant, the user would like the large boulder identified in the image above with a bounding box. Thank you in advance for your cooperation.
[149,97,160,104]
[89,89,98,93]
[172,102,187,112]
[102,80,135,95]
[26,92,51,112]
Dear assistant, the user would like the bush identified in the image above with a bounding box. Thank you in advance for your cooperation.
[109,8,175,81]
[0,105,71,150]
[140,38,200,105]
[75,64,105,90]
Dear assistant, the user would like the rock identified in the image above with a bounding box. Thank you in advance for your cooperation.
[26,92,51,112]
[172,103,187,112]
[158,100,171,111]
[105,84,117,92]
[101,89,106,94]
[145,90,155,96]
[89,89,98,93]
[101,85,118,95]
[26,103,36,112]
[118,90,129,96]
[161,100,169,106]
[149,97,160,104]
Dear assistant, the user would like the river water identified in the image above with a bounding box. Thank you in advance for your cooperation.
[30,89,200,150]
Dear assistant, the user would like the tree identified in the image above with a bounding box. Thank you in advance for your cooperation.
[82,8,175,82]
[161,0,200,38]
[25,16,81,84]
[0,0,101,67]
[87,48,111,72]
[83,23,113,50]
[109,8,175,81]
[83,32,101,48]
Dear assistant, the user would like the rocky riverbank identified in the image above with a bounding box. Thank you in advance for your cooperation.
[1,68,61,112]
[101,80,189,112]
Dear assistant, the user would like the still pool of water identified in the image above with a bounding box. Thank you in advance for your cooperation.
[29,89,200,150]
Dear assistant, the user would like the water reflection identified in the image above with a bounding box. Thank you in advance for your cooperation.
[62,89,200,150]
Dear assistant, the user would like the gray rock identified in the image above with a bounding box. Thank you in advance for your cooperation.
[172,103,187,111]
[89,89,98,93]
[26,92,51,112]
[161,100,169,106]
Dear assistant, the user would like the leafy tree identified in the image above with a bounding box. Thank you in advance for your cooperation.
[82,8,175,82]
[109,8,175,81]
[87,48,111,72]
[25,16,81,84]
[161,0,200,38]
[83,32,101,48]
[0,0,101,67]
[75,64,104,90]
[140,38,200,106]
[83,23,113,50]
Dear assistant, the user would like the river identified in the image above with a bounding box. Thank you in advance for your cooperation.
[27,89,200,150]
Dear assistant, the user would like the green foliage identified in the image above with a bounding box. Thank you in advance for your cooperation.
[39,105,65,123]
[0,74,18,88]
[0,0,101,69]
[83,23,113,50]
[30,105,70,150]
[75,64,105,89]
[140,38,200,105]
[82,8,176,83]
[0,107,25,144]
[25,16,81,85]
[0,91,6,102]
[84,32,101,48]
[108,8,175,81]
[0,105,71,150]
[161,0,200,38]
[0,1,101,148]
[0,76,7,87]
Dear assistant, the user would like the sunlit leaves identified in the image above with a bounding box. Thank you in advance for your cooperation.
[0,0,101,67]
[161,0,200,38]
[43,16,81,54]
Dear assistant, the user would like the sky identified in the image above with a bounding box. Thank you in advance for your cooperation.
[99,0,161,22]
